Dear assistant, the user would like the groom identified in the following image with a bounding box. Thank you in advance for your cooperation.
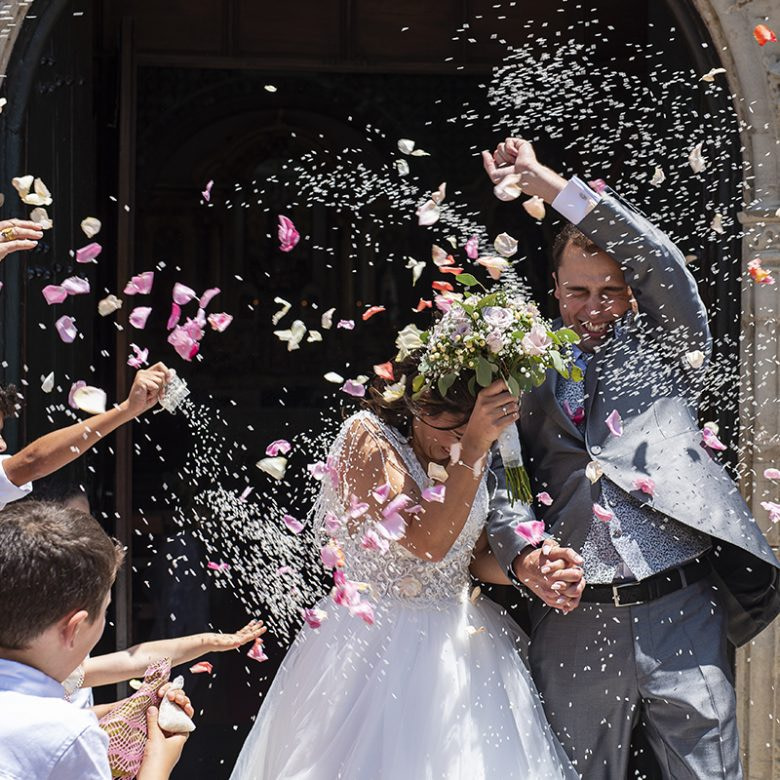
[484,138,780,778]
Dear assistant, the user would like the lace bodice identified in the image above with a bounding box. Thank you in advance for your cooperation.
[317,411,489,608]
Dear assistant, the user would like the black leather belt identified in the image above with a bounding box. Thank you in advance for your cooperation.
[579,557,712,608]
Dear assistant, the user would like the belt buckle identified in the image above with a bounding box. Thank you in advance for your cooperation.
[611,583,644,608]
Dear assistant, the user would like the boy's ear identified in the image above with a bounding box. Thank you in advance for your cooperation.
[60,609,90,648]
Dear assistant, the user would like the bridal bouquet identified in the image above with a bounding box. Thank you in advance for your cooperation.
[408,284,581,504]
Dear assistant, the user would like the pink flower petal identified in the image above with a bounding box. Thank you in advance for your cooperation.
[201,180,214,202]
[632,476,655,497]
[764,468,780,480]
[208,312,233,332]
[283,514,304,534]
[362,306,386,321]
[42,285,68,305]
[166,302,181,331]
[340,379,366,398]
[320,542,345,569]
[75,242,102,264]
[61,276,91,295]
[701,428,727,452]
[361,527,390,554]
[167,325,200,361]
[422,484,446,503]
[265,439,291,457]
[593,503,614,523]
[68,380,87,409]
[278,215,300,252]
[246,638,268,662]
[127,343,149,369]
[199,287,221,309]
[55,315,78,343]
[514,520,546,545]
[337,319,355,330]
[536,491,553,506]
[124,271,154,295]
[206,561,230,573]
[323,511,342,536]
[562,401,585,426]
[189,661,213,674]
[465,236,479,260]
[129,306,152,329]
[371,482,391,504]
[605,410,623,437]
[173,282,197,305]
[349,601,375,625]
[301,608,327,629]
[761,501,780,523]
[349,495,369,519]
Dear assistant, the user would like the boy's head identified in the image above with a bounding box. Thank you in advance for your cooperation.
[0,501,124,680]
[0,384,22,453]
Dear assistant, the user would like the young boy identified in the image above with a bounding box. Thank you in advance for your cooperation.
[0,362,169,509]
[0,500,188,779]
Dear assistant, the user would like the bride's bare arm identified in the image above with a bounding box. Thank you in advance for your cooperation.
[341,383,518,562]
[469,529,511,585]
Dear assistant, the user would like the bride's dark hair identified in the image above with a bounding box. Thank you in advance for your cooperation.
[361,353,476,432]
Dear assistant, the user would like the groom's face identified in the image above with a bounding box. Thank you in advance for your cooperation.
[553,242,631,352]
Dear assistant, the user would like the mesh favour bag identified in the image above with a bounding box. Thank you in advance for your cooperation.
[98,657,171,778]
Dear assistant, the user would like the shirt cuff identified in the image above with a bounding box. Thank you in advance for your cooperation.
[0,455,32,510]
[551,176,601,225]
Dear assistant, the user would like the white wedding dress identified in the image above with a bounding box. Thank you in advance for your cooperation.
[231,411,577,780]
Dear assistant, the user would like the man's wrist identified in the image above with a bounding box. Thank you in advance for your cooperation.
[516,164,568,205]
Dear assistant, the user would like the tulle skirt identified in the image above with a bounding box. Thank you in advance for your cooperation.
[230,594,577,780]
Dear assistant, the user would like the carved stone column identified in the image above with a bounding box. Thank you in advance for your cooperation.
[692,1,780,777]
[0,1,32,80]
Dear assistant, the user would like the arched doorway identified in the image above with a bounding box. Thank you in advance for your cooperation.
[0,0,764,775]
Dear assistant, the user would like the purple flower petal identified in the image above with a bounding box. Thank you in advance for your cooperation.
[55,315,78,343]
[605,409,623,437]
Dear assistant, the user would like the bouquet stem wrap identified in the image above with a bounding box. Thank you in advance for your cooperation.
[497,425,532,505]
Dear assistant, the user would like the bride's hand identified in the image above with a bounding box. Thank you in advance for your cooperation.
[512,543,586,614]
[207,619,266,651]
[461,380,519,455]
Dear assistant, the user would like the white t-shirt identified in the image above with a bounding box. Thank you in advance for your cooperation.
[0,659,110,779]
[0,454,32,509]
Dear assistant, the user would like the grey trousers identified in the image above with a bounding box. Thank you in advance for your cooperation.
[528,576,742,780]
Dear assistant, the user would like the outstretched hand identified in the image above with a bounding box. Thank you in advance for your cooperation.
[0,218,43,262]
[513,542,586,614]
[208,619,266,651]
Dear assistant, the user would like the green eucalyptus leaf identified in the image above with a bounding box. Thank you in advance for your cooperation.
[556,327,581,344]
[505,374,520,397]
[457,273,479,287]
[437,372,457,398]
[412,374,425,393]
[570,364,584,383]
[476,356,493,387]
[550,350,570,379]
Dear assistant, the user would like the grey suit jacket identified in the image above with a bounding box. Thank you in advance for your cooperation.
[486,188,780,647]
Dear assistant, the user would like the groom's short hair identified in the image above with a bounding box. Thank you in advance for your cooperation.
[552,223,600,272]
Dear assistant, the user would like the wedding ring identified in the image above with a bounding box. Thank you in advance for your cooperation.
[502,406,508,415]
[0,226,16,241]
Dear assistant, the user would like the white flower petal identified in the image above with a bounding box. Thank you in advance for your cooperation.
[397,138,416,155]
[30,207,53,230]
[585,460,603,484]
[395,159,410,176]
[324,371,344,384]
[321,307,336,329]
[650,167,666,186]
[522,195,546,220]
[410,148,430,157]
[493,232,518,258]
[72,386,107,415]
[11,175,33,199]
[431,182,446,206]
[493,174,523,201]
[256,456,287,481]
[688,142,706,174]
[700,67,726,83]
[98,295,123,317]
[41,372,55,393]
[271,296,292,325]
[80,217,102,238]
[416,199,441,226]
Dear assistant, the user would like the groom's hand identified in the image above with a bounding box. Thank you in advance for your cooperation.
[481,137,567,205]
[512,543,585,614]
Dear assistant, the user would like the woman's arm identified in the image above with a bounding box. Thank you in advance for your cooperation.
[82,621,265,688]
[3,364,169,487]
[469,529,511,585]
[344,382,518,563]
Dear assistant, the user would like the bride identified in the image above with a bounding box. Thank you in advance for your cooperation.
[230,353,579,779]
